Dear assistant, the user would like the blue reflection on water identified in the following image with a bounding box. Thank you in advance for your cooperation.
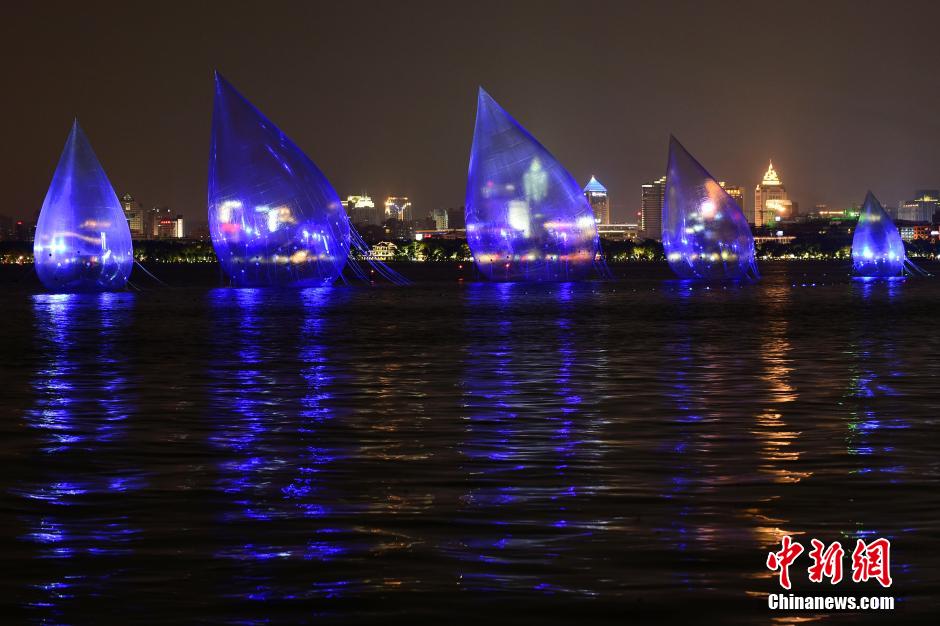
[847,279,909,463]
[20,293,141,619]
[844,277,910,586]
[658,288,702,584]
[206,287,349,602]
[453,282,596,595]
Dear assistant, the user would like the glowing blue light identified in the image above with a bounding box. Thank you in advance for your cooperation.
[33,121,133,292]
[852,192,906,277]
[662,136,758,281]
[465,88,601,281]
[208,73,350,287]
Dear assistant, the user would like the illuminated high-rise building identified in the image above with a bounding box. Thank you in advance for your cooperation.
[344,194,383,226]
[897,189,940,222]
[121,193,146,239]
[719,182,745,218]
[149,206,183,238]
[431,207,449,229]
[753,161,792,226]
[641,176,666,239]
[385,196,412,222]
[583,176,610,225]
[915,190,940,222]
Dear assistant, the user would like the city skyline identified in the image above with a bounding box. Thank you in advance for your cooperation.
[3,1,940,224]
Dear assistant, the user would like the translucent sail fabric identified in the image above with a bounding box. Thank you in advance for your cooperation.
[208,73,350,287]
[33,121,133,292]
[852,192,906,277]
[465,88,600,282]
[662,136,759,281]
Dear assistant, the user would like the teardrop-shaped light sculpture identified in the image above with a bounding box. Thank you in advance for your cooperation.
[852,191,906,277]
[465,88,600,282]
[33,121,133,292]
[662,136,759,281]
[208,73,350,287]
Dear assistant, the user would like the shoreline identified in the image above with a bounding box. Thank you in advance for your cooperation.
[2,259,936,293]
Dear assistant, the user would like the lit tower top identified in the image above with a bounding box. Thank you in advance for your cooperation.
[761,161,782,186]
[754,160,791,226]
[583,176,607,194]
[583,175,610,225]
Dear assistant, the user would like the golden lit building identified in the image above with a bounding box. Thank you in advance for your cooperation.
[754,162,792,226]
[368,241,398,261]
[385,196,412,222]
[344,194,383,226]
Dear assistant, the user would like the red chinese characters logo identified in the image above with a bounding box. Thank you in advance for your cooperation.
[766,536,892,588]
[766,535,804,589]
[807,539,845,584]
[851,538,893,588]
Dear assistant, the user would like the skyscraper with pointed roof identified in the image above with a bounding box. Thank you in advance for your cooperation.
[753,161,792,226]
[583,176,610,225]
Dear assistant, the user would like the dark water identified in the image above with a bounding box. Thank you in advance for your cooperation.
[1,262,938,624]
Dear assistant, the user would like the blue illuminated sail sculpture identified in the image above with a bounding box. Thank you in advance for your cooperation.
[33,121,133,292]
[852,191,908,277]
[465,88,602,281]
[662,136,759,281]
[209,73,408,288]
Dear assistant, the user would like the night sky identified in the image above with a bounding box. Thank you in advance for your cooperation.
[4,0,940,224]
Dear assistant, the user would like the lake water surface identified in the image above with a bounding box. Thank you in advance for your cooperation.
[1,262,938,623]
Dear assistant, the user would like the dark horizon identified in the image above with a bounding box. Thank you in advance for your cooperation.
[4,0,940,223]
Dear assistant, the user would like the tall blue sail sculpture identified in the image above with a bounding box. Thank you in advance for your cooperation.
[209,73,361,287]
[663,136,759,281]
[852,192,908,277]
[33,121,133,292]
[465,88,602,281]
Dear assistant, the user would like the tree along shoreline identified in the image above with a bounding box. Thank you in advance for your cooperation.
[6,236,940,265]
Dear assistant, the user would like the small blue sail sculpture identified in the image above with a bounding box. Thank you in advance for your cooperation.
[851,191,916,277]
[662,136,759,281]
[465,88,603,281]
[33,121,133,292]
